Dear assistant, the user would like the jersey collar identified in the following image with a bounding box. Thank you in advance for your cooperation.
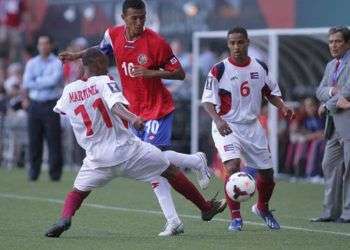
[228,56,251,67]
[123,25,145,43]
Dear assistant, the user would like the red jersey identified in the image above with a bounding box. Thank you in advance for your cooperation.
[0,0,26,28]
[99,25,182,120]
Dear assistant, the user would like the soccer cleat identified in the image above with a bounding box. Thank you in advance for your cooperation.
[45,218,71,238]
[158,221,184,236]
[201,192,227,221]
[194,152,211,190]
[251,204,280,230]
[228,218,243,232]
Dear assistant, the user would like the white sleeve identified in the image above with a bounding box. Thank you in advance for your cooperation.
[201,75,220,105]
[102,80,129,109]
[53,88,69,115]
[265,73,282,97]
[99,29,114,55]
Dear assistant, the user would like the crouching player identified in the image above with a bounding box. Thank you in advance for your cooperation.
[45,48,226,238]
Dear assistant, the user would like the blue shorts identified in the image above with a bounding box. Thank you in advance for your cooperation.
[132,112,174,149]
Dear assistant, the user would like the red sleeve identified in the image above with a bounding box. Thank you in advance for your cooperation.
[156,38,182,72]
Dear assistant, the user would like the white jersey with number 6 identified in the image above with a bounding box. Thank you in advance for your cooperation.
[54,75,141,168]
[201,57,281,124]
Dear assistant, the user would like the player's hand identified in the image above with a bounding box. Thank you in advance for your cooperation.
[281,105,295,120]
[215,117,232,136]
[318,104,326,116]
[132,116,145,130]
[331,86,340,96]
[336,96,350,109]
[59,51,79,62]
[131,65,155,78]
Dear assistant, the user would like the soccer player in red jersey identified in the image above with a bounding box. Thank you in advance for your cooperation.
[59,0,210,236]
[202,27,294,231]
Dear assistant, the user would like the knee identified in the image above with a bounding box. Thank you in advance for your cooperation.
[72,188,90,196]
[258,168,274,181]
[161,164,178,181]
[224,159,241,176]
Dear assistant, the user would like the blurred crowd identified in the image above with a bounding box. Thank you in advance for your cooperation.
[279,97,325,182]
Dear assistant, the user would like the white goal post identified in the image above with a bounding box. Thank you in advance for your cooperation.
[191,27,330,173]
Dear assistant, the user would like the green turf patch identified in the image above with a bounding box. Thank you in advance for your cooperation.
[0,168,350,249]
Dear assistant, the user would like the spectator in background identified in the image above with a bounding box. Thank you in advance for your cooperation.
[23,34,63,181]
[302,98,325,179]
[0,84,6,166]
[0,0,28,62]
[199,45,216,76]
[312,26,350,223]
[4,62,27,168]
[164,39,192,99]
[285,97,325,179]
[4,62,22,93]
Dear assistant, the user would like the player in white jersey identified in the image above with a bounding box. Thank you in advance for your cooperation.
[202,27,294,232]
[45,48,226,238]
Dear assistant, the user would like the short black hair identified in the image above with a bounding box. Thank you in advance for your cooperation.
[82,47,108,74]
[122,0,145,14]
[37,34,54,44]
[227,26,248,40]
[329,26,350,42]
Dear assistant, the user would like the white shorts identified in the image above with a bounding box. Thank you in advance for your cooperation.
[74,142,170,191]
[212,120,272,169]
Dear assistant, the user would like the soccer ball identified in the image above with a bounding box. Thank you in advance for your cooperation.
[225,172,256,202]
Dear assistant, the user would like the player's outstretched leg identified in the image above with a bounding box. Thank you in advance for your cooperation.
[45,189,90,237]
[151,176,184,236]
[161,164,226,221]
[251,169,280,230]
[164,151,211,189]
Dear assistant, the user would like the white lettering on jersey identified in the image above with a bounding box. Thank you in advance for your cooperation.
[69,85,99,103]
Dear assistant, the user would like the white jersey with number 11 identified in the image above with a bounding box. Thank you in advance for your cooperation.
[54,75,141,168]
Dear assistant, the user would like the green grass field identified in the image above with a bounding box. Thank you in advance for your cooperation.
[1,168,350,250]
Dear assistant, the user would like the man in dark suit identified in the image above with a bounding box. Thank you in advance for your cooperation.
[313,26,350,223]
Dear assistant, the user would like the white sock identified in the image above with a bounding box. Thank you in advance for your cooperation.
[164,150,201,171]
[151,176,181,224]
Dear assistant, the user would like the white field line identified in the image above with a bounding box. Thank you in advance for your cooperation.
[1,192,350,237]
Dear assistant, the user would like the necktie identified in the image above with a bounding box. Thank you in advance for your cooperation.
[332,59,340,86]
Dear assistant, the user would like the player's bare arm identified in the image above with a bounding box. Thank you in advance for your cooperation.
[59,46,100,62]
[202,102,232,136]
[131,65,185,80]
[111,102,144,130]
[267,95,295,120]
[59,50,85,62]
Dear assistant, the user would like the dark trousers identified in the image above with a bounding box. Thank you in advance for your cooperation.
[27,100,63,181]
